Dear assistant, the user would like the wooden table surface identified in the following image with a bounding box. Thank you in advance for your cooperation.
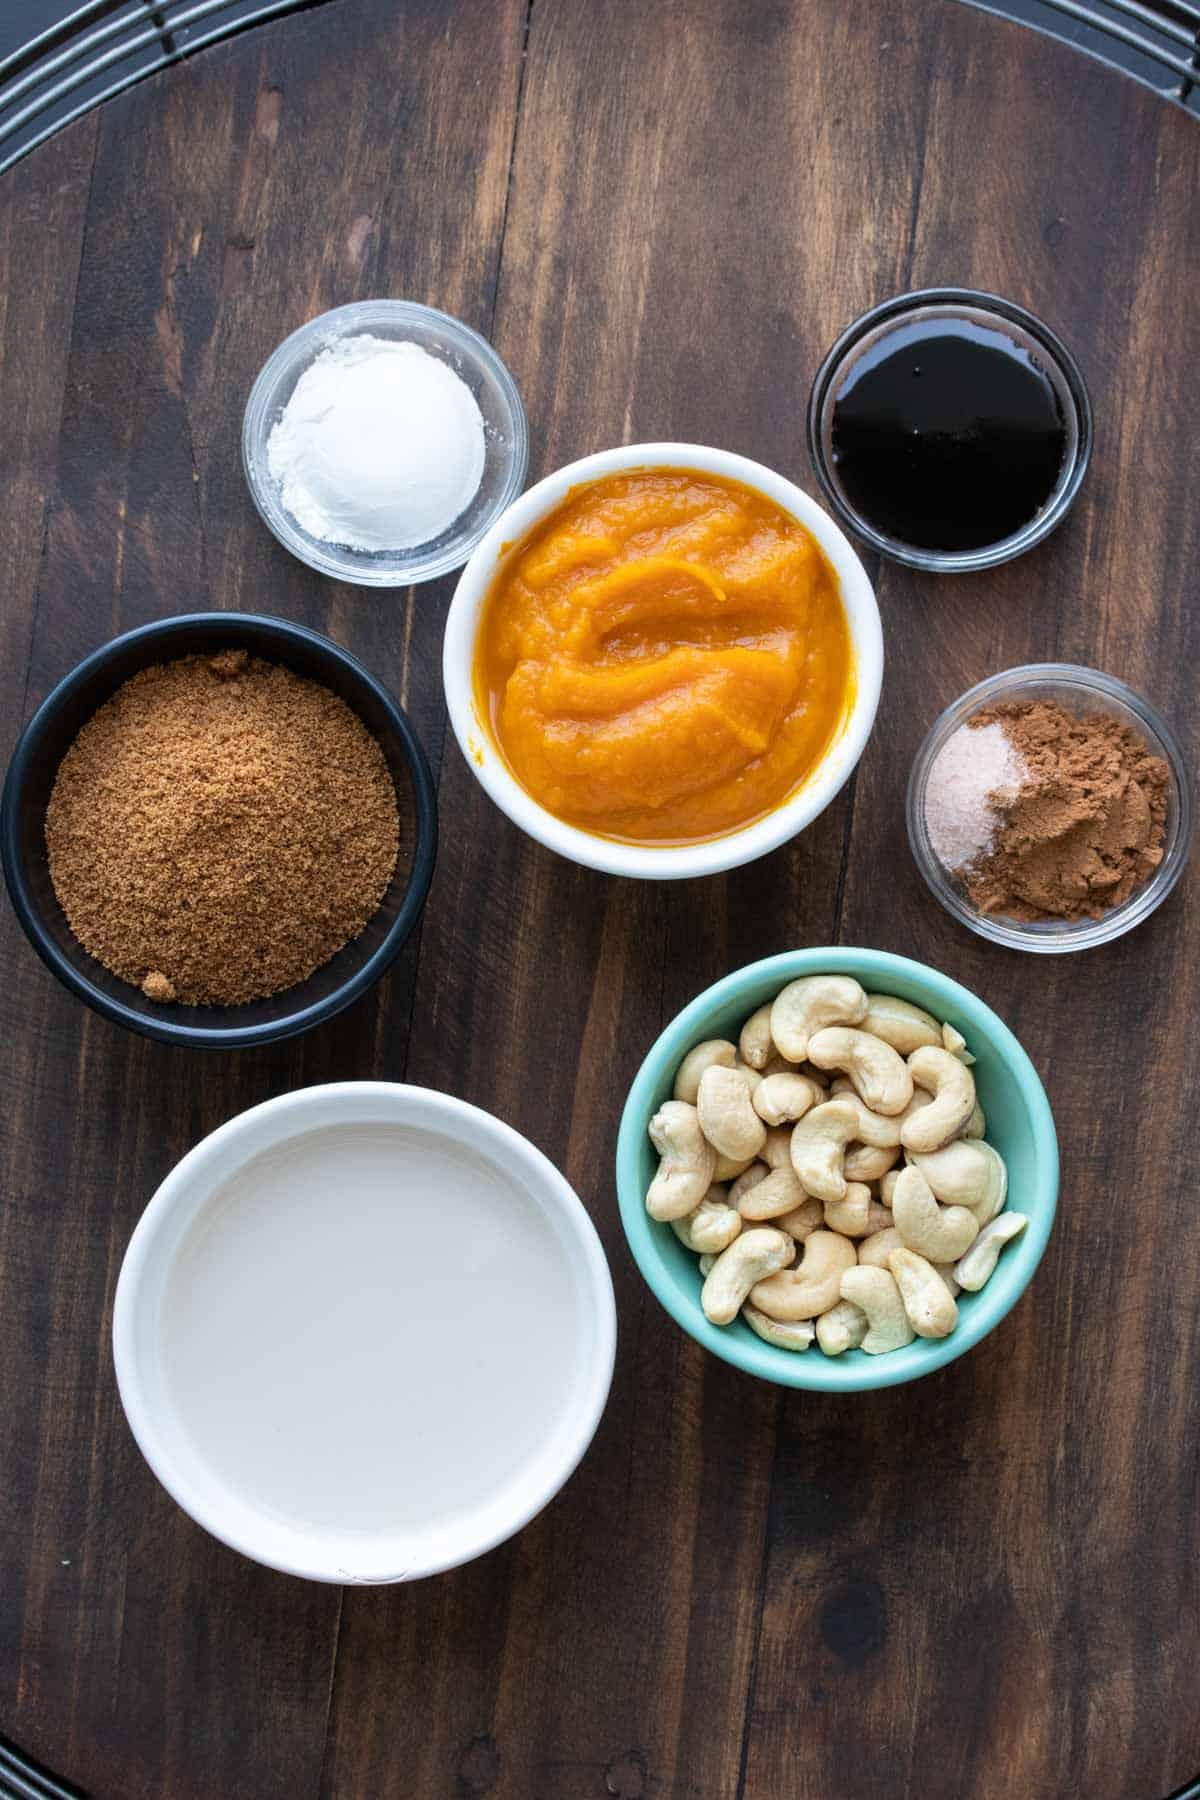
[1,2,1198,1796]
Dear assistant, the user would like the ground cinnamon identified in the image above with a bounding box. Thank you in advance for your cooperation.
[963,701,1168,922]
[45,650,399,1005]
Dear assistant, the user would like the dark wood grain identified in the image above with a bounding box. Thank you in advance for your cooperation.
[1,1,1197,1797]
[0,4,527,1798]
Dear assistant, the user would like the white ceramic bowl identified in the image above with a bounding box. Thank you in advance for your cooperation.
[443,444,883,878]
[113,1083,616,1583]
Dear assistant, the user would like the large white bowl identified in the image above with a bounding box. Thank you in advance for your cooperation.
[443,443,883,878]
[113,1083,616,1583]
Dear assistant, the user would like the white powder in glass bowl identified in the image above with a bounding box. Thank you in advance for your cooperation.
[924,720,1029,872]
[266,335,486,553]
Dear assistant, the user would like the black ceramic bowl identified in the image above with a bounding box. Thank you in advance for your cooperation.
[0,613,437,1049]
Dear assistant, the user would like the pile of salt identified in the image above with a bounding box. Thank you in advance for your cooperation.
[924,721,1029,872]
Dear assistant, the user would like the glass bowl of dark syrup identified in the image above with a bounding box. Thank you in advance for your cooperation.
[808,289,1092,572]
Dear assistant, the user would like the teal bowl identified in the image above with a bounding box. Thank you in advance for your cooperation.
[616,948,1058,1391]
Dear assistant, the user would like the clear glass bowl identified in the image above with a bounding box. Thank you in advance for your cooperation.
[907,664,1193,952]
[242,300,528,587]
[807,288,1092,573]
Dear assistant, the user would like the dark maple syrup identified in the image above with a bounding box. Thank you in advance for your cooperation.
[829,316,1068,553]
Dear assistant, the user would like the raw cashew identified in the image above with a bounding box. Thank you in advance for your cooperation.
[933,1262,961,1298]
[700,1058,767,1173]
[753,1072,823,1126]
[742,1305,815,1352]
[891,1165,979,1261]
[954,1212,1028,1292]
[646,1101,716,1220]
[750,1229,857,1321]
[737,1166,809,1221]
[857,1226,904,1269]
[673,1039,736,1105]
[901,1048,977,1153]
[962,1101,987,1140]
[844,1142,901,1183]
[739,1004,777,1070]
[909,1140,1007,1225]
[839,1266,915,1353]
[789,1098,860,1203]
[820,1072,895,1188]
[728,1162,768,1208]
[671,1189,742,1254]
[887,1247,958,1339]
[808,1027,913,1117]
[701,1228,794,1325]
[698,1058,766,1159]
[798,1062,831,1089]
[879,1169,900,1207]
[898,1087,934,1125]
[760,1125,794,1170]
[861,993,942,1054]
[822,1185,891,1239]
[815,1298,869,1355]
[826,1081,903,1147]
[776,1196,824,1240]
[822,1184,870,1237]
[942,1022,976,1064]
[769,975,867,1062]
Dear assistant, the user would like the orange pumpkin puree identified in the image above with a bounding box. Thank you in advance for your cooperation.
[473,469,856,844]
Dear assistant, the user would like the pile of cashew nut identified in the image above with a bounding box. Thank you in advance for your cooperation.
[645,975,1029,1356]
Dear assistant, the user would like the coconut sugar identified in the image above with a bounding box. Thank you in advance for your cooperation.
[45,650,399,1005]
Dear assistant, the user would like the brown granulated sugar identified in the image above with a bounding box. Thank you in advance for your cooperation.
[45,650,399,1005]
[964,700,1168,922]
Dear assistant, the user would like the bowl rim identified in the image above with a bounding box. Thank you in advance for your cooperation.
[0,611,438,1048]
[241,299,529,588]
[616,947,1059,1391]
[806,286,1093,573]
[442,442,884,879]
[906,662,1195,953]
[112,1081,618,1582]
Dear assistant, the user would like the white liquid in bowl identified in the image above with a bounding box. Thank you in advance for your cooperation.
[159,1122,583,1537]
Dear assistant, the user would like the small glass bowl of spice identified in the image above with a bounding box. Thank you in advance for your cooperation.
[908,665,1193,952]
[243,300,528,587]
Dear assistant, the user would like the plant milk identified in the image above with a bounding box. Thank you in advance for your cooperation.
[161,1123,582,1536]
